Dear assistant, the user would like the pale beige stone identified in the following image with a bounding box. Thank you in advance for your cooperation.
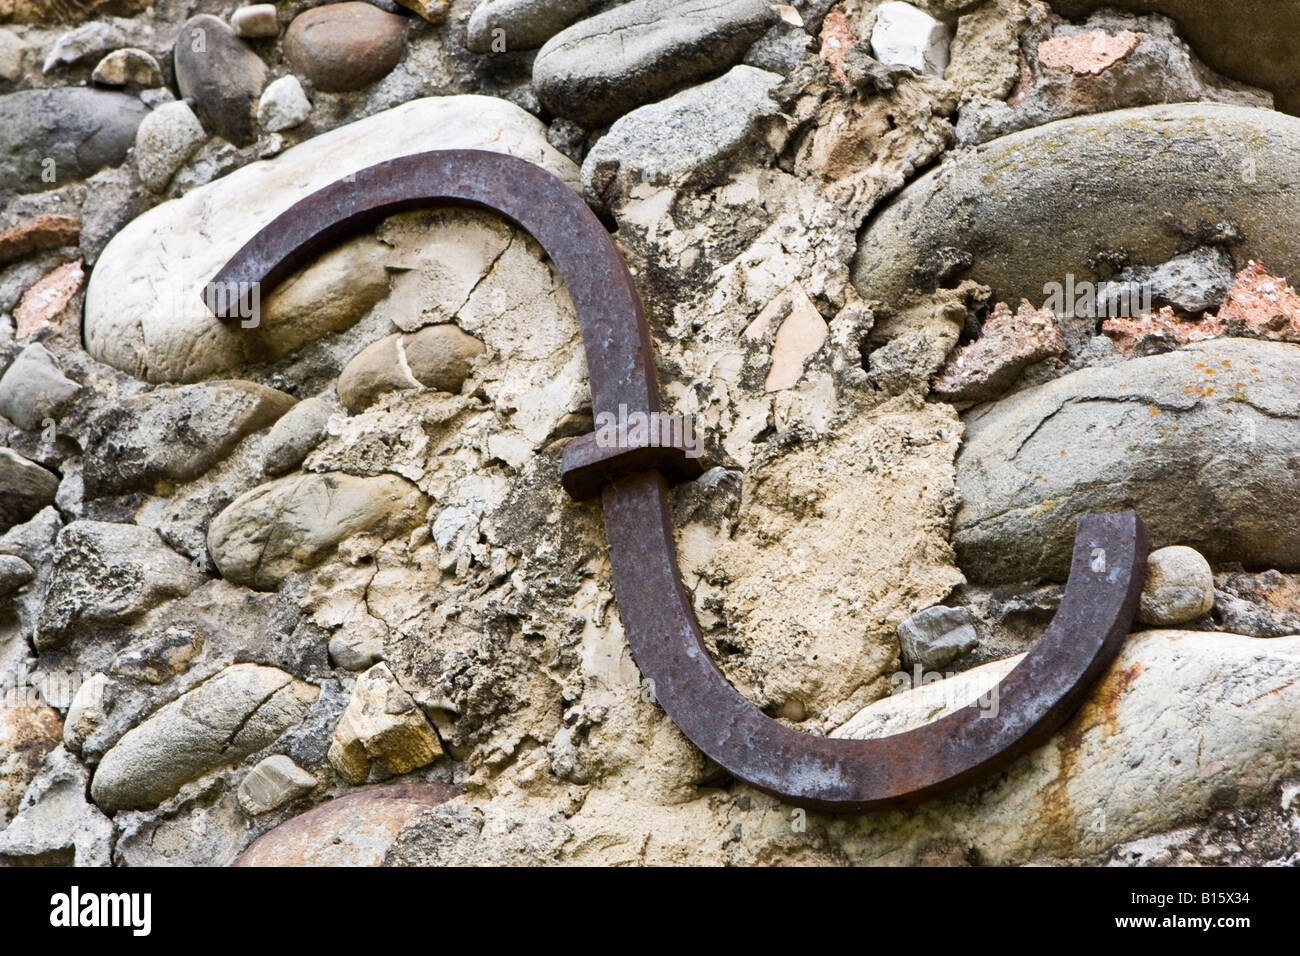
[393,0,448,23]
[328,663,443,783]
[207,472,427,590]
[237,755,316,815]
[744,284,829,392]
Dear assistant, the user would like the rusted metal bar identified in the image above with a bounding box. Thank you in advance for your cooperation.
[604,471,1147,811]
[206,149,660,424]
[205,149,1149,812]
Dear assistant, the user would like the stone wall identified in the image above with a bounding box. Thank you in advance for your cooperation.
[0,0,1298,866]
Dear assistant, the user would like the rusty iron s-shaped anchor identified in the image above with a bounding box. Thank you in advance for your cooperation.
[204,149,1150,812]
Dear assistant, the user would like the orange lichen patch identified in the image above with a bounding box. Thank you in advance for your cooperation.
[1216,261,1300,340]
[819,5,854,84]
[1038,30,1141,76]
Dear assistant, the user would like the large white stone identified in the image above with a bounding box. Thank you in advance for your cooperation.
[870,2,951,76]
[84,95,579,384]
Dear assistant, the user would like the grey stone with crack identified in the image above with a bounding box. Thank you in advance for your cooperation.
[954,339,1300,585]
[90,663,319,812]
[856,105,1300,313]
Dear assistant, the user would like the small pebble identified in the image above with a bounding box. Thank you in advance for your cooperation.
[257,75,312,132]
[1138,546,1215,626]
[90,48,162,87]
[232,4,281,39]
[134,100,208,193]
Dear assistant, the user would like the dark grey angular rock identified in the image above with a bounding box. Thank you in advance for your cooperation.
[897,606,979,670]
[0,88,148,196]
[81,379,296,498]
[1099,246,1237,316]
[0,448,58,534]
[1205,570,1300,638]
[174,14,268,146]
[533,0,777,127]
[743,23,813,75]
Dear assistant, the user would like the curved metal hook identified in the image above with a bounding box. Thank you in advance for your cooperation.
[205,149,1149,812]
[605,471,1147,811]
[206,149,656,417]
